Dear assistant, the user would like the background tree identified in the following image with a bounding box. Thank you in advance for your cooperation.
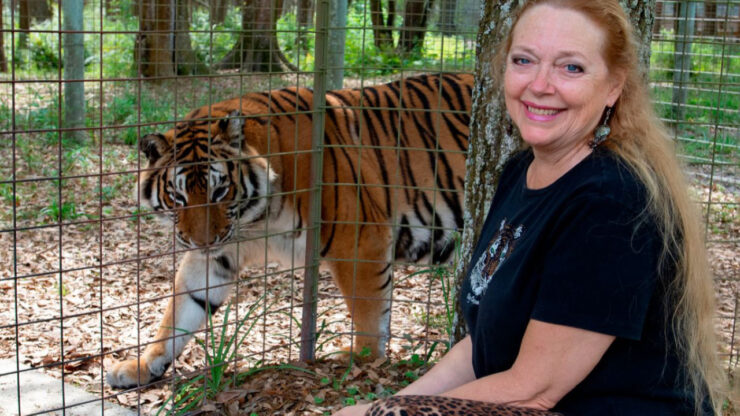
[704,1,717,37]
[134,0,207,77]
[18,0,29,51]
[370,0,395,49]
[298,0,313,28]
[0,0,6,73]
[27,0,51,22]
[219,0,297,72]
[452,0,657,343]
[211,0,230,25]
[398,0,432,53]
[63,0,86,144]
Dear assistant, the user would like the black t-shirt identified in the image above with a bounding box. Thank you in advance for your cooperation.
[460,149,704,415]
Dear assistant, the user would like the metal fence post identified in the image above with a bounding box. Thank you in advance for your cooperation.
[300,0,330,362]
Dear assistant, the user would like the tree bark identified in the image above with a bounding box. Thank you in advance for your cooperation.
[0,0,6,73]
[451,0,524,344]
[18,0,29,50]
[135,0,208,77]
[398,0,432,53]
[703,1,717,37]
[63,0,87,145]
[327,0,347,89]
[298,0,313,28]
[451,0,656,344]
[218,0,287,72]
[369,0,394,49]
[619,0,656,74]
[211,0,228,25]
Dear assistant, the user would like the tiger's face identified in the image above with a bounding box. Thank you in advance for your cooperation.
[138,110,277,249]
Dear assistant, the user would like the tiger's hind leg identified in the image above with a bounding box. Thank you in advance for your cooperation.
[106,247,240,388]
[328,224,394,358]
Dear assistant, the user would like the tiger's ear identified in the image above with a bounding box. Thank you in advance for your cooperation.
[139,133,170,165]
[218,110,245,149]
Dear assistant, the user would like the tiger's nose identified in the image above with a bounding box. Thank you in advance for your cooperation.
[176,206,229,247]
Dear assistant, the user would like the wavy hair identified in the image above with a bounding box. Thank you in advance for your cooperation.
[493,0,726,413]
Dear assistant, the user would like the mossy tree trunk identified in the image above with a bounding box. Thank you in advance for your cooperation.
[451,0,656,344]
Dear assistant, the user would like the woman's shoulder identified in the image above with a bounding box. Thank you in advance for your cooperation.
[571,149,649,210]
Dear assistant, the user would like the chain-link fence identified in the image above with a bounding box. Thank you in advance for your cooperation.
[0,0,737,414]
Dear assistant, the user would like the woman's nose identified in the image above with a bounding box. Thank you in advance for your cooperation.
[530,66,554,94]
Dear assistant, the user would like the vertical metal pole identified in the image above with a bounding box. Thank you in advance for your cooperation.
[300,0,329,362]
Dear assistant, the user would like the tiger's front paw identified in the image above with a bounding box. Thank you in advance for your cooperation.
[106,358,153,388]
[106,355,170,389]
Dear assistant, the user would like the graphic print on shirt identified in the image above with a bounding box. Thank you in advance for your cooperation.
[467,219,524,305]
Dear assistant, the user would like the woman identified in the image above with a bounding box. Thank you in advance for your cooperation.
[335,0,726,415]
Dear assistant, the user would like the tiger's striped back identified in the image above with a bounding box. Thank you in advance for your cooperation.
[107,73,474,389]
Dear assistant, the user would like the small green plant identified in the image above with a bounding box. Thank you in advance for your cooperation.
[41,199,83,222]
[157,296,265,415]
[54,281,70,297]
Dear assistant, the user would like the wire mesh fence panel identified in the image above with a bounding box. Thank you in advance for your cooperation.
[651,1,740,384]
[0,0,738,414]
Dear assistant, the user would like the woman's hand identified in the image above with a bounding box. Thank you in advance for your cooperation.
[332,402,372,416]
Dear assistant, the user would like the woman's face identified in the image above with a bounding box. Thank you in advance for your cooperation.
[504,4,624,155]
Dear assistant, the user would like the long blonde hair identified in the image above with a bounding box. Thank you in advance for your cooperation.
[494,0,726,413]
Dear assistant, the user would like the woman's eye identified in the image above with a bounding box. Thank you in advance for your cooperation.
[565,64,583,73]
[513,57,531,65]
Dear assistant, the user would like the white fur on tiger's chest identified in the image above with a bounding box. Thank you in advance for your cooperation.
[238,203,308,270]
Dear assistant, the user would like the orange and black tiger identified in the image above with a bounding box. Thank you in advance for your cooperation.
[106,73,474,388]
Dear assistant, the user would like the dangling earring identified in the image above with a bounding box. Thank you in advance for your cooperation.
[590,106,612,149]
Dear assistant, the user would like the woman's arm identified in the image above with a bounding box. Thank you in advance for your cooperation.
[443,319,614,410]
[332,335,476,415]
[396,335,476,395]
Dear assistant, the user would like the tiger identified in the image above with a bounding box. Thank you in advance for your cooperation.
[106,72,474,388]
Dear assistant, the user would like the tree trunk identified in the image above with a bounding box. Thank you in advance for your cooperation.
[211,0,228,25]
[135,0,207,77]
[398,0,432,53]
[451,0,656,344]
[327,0,347,89]
[437,0,456,35]
[18,0,29,51]
[619,0,656,74]
[369,0,394,49]
[218,0,286,72]
[0,0,7,73]
[28,0,51,22]
[63,0,87,145]
[298,0,313,28]
[704,1,717,37]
